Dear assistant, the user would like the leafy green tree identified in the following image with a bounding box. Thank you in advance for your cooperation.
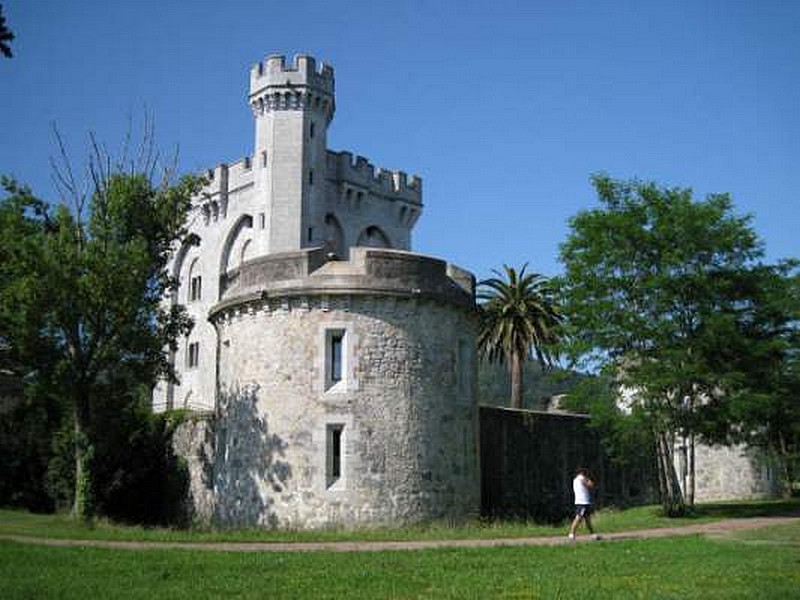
[558,174,790,513]
[0,4,14,58]
[478,265,562,409]
[0,144,202,521]
[715,262,800,493]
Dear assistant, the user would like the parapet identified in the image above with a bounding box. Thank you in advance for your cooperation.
[202,156,255,197]
[195,156,255,225]
[249,53,335,98]
[211,247,475,319]
[327,151,422,203]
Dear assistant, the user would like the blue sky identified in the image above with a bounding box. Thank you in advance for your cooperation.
[1,0,798,279]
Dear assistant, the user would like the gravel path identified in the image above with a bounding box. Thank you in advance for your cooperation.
[2,516,798,553]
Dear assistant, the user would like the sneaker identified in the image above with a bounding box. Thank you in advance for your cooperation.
[592,534,601,541]
[568,533,575,541]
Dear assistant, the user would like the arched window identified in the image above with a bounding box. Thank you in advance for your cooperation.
[171,234,201,306]
[188,258,202,302]
[219,214,254,275]
[356,225,392,249]
[324,213,345,258]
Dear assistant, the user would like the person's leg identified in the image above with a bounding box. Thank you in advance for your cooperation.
[569,506,586,538]
[569,513,582,536]
[584,511,594,534]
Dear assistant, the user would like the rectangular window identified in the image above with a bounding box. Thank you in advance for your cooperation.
[324,328,347,391]
[308,169,314,185]
[310,121,315,138]
[330,334,343,383]
[190,275,202,301]
[259,212,266,229]
[261,150,268,168]
[326,424,344,488]
[307,227,314,242]
[188,342,199,368]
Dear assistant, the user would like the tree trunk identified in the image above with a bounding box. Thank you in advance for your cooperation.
[71,395,94,523]
[655,429,685,516]
[687,433,695,506]
[509,351,523,409]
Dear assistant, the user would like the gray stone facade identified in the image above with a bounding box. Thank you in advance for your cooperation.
[157,54,480,528]
[679,442,783,502]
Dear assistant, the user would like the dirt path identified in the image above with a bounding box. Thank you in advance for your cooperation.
[2,516,798,553]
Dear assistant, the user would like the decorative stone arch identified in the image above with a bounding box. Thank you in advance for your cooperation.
[356,225,392,249]
[240,239,253,266]
[219,215,254,274]
[324,213,346,258]
[219,214,253,299]
[171,234,201,306]
[183,391,193,409]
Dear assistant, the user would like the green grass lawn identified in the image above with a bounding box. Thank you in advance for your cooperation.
[1,523,798,599]
[1,498,798,544]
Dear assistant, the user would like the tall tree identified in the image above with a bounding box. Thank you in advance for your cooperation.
[558,174,784,513]
[478,265,562,409]
[0,139,202,521]
[717,261,800,493]
[0,4,14,58]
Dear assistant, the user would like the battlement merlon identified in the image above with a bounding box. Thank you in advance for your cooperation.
[327,150,423,203]
[201,157,255,200]
[249,54,335,100]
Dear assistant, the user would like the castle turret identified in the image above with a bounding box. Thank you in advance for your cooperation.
[249,54,335,254]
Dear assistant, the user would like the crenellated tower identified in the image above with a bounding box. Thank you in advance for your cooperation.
[249,54,335,254]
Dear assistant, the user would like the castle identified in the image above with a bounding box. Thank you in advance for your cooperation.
[153,54,480,528]
[153,53,780,529]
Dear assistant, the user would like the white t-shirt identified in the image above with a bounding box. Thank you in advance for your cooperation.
[573,474,592,505]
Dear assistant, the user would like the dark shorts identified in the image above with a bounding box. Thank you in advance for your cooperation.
[575,504,593,518]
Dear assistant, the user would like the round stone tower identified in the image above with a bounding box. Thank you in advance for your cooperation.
[209,247,480,528]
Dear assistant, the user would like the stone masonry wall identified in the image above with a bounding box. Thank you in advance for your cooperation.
[171,415,216,524]
[691,443,783,502]
[211,295,480,528]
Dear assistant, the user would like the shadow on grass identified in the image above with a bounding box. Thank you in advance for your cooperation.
[689,498,800,520]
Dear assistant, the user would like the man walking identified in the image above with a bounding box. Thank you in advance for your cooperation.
[568,467,599,540]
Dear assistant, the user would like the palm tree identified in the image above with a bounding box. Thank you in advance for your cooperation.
[478,264,562,409]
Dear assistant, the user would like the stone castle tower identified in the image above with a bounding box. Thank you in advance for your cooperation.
[154,54,480,528]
